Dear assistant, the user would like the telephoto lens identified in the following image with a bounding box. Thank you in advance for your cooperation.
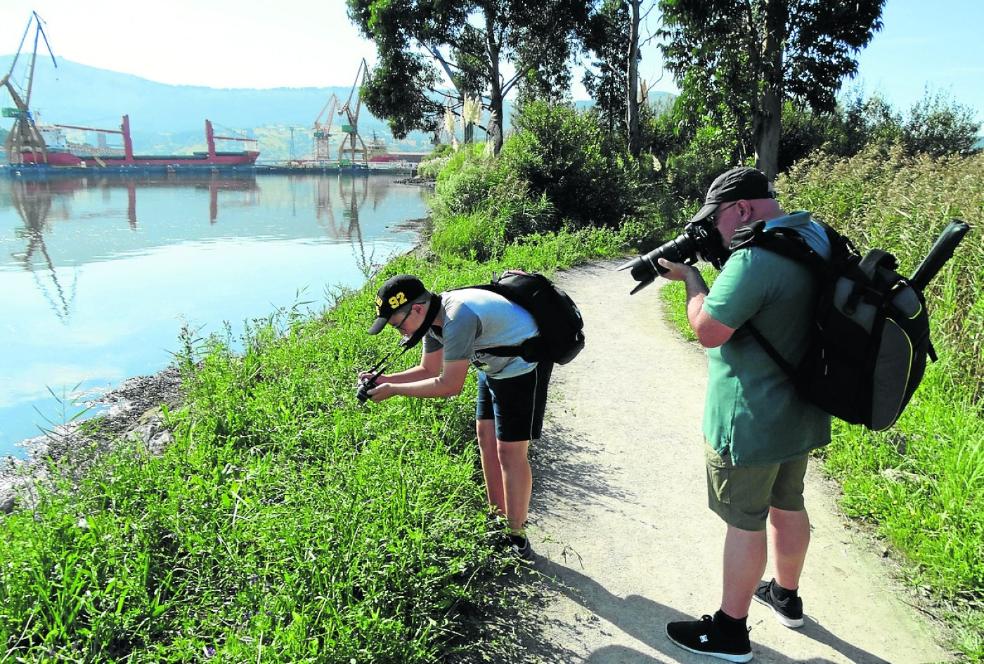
[617,231,699,294]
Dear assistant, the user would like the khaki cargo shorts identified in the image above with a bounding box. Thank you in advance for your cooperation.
[705,443,808,531]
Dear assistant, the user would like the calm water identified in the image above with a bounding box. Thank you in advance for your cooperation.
[0,173,429,456]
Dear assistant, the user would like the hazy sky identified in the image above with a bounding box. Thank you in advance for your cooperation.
[1,0,981,117]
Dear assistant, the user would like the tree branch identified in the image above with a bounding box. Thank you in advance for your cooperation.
[502,69,526,95]
[423,43,460,87]
[640,1,657,22]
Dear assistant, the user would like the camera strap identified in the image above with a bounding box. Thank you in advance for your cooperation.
[400,293,442,350]
[363,294,443,385]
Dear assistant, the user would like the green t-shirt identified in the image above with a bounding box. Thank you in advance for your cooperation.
[701,214,832,465]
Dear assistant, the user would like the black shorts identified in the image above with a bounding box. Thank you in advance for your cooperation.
[475,362,553,442]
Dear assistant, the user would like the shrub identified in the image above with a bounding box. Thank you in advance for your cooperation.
[500,100,646,229]
[902,90,981,157]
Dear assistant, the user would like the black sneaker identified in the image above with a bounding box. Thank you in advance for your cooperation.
[753,579,804,628]
[666,614,752,663]
[508,533,534,561]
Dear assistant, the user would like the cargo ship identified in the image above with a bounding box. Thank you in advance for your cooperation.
[10,115,259,170]
[3,13,259,174]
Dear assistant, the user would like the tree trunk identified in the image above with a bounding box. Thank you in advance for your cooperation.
[488,90,504,154]
[626,0,641,157]
[485,7,505,155]
[754,0,786,180]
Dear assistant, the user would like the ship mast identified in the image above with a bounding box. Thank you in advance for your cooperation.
[1,12,57,165]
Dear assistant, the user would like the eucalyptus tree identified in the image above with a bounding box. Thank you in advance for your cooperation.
[659,0,885,179]
[347,0,591,154]
[582,0,630,139]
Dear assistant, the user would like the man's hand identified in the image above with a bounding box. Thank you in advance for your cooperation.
[367,382,397,402]
[657,258,698,282]
[358,371,386,384]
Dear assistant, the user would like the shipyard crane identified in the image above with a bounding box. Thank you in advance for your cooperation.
[1,12,57,165]
[312,93,338,163]
[337,59,370,168]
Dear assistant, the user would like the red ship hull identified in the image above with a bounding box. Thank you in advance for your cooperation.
[18,152,260,167]
[13,116,259,169]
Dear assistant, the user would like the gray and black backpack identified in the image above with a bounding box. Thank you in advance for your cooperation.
[730,219,969,431]
[464,271,585,365]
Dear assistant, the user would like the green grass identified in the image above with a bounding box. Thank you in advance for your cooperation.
[0,232,626,662]
[660,149,984,661]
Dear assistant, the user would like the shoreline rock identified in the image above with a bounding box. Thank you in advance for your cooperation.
[0,367,183,514]
[394,176,436,186]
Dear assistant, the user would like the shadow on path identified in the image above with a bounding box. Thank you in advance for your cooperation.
[533,556,891,663]
[530,422,634,515]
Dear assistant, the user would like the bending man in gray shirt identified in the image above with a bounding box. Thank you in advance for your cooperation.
[361,274,553,560]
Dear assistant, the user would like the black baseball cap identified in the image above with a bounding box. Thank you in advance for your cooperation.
[367,274,427,335]
[689,167,774,224]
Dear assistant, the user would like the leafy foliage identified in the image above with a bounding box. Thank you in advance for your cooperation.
[777,89,982,170]
[347,0,591,152]
[501,101,646,227]
[658,0,885,177]
[428,101,658,261]
[902,90,981,157]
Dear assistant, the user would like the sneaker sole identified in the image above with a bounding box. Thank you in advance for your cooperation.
[753,594,804,628]
[665,626,753,663]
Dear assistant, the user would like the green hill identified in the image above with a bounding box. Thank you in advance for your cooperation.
[0,55,434,160]
[1,56,676,161]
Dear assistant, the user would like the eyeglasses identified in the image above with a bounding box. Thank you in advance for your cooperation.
[709,201,739,225]
[389,304,414,331]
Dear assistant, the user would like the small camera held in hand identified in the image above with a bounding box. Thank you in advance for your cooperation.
[356,375,378,403]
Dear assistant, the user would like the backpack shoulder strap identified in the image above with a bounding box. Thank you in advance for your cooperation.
[745,323,797,378]
[729,219,829,275]
[728,219,834,379]
[446,277,535,359]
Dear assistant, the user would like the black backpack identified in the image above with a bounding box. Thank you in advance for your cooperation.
[730,218,968,431]
[463,271,585,365]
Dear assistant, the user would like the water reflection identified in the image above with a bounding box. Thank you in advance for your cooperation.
[3,173,415,323]
[0,173,427,455]
[9,180,79,323]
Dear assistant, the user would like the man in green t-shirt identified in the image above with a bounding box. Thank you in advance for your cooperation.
[658,167,832,662]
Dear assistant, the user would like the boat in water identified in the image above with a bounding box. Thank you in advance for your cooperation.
[2,14,258,174]
[10,115,259,171]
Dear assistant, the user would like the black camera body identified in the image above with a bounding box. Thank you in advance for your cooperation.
[356,376,378,403]
[618,218,730,294]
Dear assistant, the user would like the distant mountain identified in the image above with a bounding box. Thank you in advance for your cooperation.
[1,56,675,161]
[0,56,438,160]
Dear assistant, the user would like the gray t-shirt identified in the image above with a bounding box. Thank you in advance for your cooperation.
[422,289,539,378]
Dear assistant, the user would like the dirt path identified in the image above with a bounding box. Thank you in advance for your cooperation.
[525,260,952,663]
